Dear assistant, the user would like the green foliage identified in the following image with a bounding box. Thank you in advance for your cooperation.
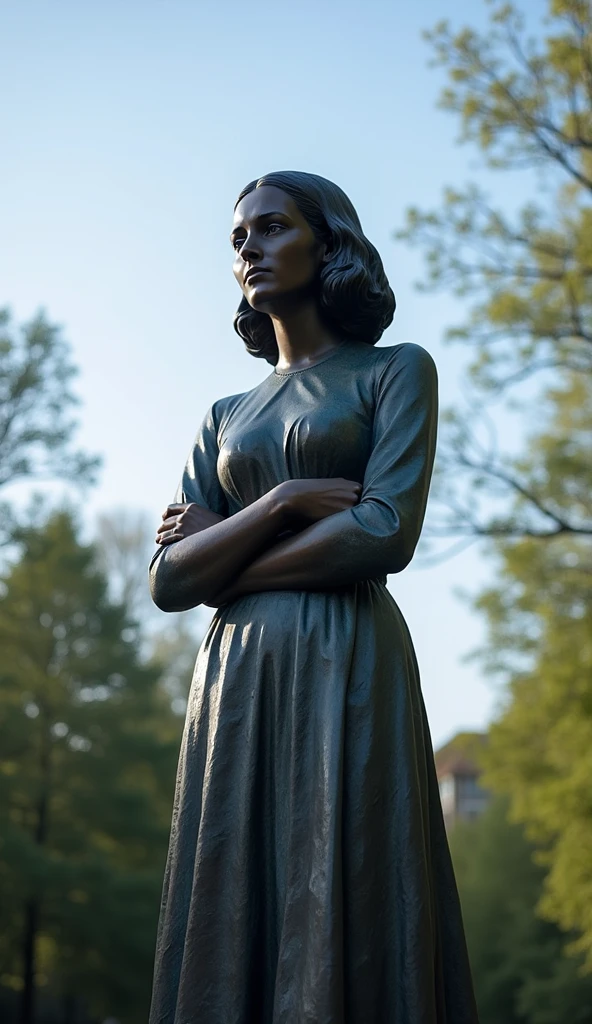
[427,2,592,182]
[94,506,203,713]
[0,510,182,1022]
[479,524,592,968]
[450,797,592,1023]
[0,308,100,491]
[397,0,592,540]
[0,308,101,550]
[401,191,592,395]
[398,0,592,973]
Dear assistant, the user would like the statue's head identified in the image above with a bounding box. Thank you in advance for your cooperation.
[231,171,396,365]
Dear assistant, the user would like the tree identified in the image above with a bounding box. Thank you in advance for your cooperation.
[0,510,181,1023]
[0,308,100,546]
[95,509,157,614]
[450,797,592,1024]
[476,479,592,967]
[397,0,592,967]
[398,0,592,541]
[95,508,203,714]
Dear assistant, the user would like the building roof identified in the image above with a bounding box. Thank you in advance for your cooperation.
[434,731,487,780]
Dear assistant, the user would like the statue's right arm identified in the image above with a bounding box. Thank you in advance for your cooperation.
[149,473,363,612]
[149,486,289,612]
[148,396,362,612]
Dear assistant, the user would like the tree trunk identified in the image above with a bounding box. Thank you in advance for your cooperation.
[18,899,39,1024]
[63,992,78,1024]
[18,718,51,1024]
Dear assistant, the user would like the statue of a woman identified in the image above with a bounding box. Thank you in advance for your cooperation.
[148,171,479,1023]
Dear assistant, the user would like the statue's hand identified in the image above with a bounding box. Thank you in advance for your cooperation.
[155,502,226,547]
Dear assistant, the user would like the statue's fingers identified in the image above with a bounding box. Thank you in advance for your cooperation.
[161,503,189,519]
[156,515,182,535]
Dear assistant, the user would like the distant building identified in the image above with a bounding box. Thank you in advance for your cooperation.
[434,732,490,831]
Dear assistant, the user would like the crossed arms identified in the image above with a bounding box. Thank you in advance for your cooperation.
[149,344,438,613]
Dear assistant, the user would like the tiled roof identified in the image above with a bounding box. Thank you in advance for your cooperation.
[434,731,487,779]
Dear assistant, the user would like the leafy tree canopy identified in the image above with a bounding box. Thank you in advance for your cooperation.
[0,308,100,549]
[0,510,181,1023]
[398,0,592,540]
[450,797,592,1023]
[399,0,592,971]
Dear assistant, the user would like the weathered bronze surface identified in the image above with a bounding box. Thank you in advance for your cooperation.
[149,173,478,1023]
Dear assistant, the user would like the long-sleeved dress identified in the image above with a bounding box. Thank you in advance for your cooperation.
[148,340,479,1024]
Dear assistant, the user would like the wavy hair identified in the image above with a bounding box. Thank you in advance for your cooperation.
[232,171,396,365]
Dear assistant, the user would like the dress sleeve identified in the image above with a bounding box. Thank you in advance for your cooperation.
[148,402,229,572]
[350,342,438,574]
[279,343,438,584]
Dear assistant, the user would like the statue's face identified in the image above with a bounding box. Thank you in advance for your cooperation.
[231,185,325,311]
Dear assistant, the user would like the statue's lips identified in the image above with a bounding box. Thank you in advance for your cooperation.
[245,269,272,284]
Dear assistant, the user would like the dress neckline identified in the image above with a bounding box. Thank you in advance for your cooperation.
[273,343,348,376]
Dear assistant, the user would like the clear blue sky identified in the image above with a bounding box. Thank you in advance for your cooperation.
[2,0,538,746]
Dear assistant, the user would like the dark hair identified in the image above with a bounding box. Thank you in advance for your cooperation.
[232,171,396,365]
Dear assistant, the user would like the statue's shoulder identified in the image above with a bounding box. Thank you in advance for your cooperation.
[211,389,247,416]
[368,342,438,385]
[373,341,436,372]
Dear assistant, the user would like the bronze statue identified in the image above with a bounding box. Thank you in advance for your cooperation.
[148,171,479,1023]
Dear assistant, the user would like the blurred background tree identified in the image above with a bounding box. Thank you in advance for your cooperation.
[0,510,182,1024]
[399,0,592,540]
[0,313,200,1021]
[0,309,101,549]
[399,0,592,1009]
[450,796,592,1024]
[94,509,201,718]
